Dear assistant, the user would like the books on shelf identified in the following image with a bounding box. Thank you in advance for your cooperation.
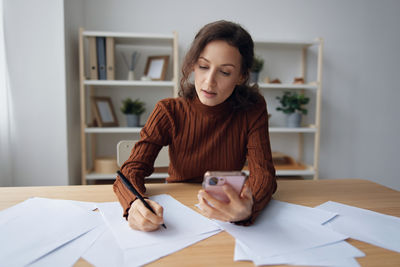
[90,36,115,80]
[96,37,107,80]
[88,37,98,80]
[106,37,115,80]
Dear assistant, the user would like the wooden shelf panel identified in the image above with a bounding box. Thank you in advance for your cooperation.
[85,127,142,133]
[243,165,315,177]
[83,80,175,87]
[258,83,318,90]
[83,30,174,46]
[85,126,317,134]
[269,126,317,133]
[254,38,320,47]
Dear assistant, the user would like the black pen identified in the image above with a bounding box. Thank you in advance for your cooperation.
[117,170,166,229]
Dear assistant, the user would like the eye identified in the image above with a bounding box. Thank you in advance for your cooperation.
[220,70,231,76]
[198,65,208,70]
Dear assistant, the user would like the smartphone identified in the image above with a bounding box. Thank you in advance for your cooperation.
[202,171,247,203]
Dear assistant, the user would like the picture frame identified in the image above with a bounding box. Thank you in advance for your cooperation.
[91,96,118,127]
[144,55,169,81]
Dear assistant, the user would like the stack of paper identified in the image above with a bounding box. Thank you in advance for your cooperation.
[0,195,221,267]
[1,195,399,267]
[316,201,400,253]
[83,194,221,267]
[214,200,365,266]
[0,197,104,267]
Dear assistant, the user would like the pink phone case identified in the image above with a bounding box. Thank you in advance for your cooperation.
[202,171,247,203]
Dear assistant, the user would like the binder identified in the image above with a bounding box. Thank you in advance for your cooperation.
[96,37,107,80]
[88,37,98,80]
[106,37,115,80]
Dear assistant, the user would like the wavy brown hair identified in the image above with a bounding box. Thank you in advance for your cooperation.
[179,20,261,110]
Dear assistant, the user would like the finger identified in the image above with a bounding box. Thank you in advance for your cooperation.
[222,184,241,203]
[147,200,164,218]
[197,192,231,221]
[136,200,164,226]
[240,184,253,200]
[199,190,227,211]
[128,203,160,231]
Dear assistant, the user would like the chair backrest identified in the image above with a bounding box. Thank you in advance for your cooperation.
[116,140,169,168]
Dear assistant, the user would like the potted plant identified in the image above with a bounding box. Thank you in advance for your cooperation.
[249,56,264,84]
[120,98,146,127]
[276,91,310,127]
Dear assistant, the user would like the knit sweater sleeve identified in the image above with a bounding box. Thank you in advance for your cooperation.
[113,100,173,218]
[238,97,277,225]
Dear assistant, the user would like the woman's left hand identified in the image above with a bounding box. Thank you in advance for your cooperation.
[197,183,253,222]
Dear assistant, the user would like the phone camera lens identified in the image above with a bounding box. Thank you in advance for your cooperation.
[209,177,218,185]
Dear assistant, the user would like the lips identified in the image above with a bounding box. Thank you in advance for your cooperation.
[201,89,217,98]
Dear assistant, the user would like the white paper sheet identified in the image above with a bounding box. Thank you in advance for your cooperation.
[98,194,221,250]
[83,227,221,267]
[0,197,102,267]
[28,225,106,267]
[216,200,347,258]
[316,201,400,252]
[235,240,364,266]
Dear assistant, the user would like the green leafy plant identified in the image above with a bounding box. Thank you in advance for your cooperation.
[276,91,310,115]
[251,56,264,73]
[120,98,145,115]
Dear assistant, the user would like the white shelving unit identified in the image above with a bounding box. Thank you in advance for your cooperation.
[78,29,179,184]
[254,38,323,180]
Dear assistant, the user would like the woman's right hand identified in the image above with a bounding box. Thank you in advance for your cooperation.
[127,199,164,232]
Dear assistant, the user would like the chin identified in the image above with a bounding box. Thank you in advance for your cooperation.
[199,97,220,106]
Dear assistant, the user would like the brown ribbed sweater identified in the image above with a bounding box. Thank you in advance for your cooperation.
[113,94,277,225]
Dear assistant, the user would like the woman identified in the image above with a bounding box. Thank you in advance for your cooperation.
[113,20,276,232]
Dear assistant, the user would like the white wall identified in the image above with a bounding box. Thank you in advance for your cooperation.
[6,0,399,189]
[4,0,69,185]
[64,0,85,185]
[77,0,400,190]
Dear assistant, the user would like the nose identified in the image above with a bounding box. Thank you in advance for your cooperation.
[205,68,217,88]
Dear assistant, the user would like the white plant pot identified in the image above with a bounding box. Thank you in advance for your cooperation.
[126,114,140,127]
[286,112,302,128]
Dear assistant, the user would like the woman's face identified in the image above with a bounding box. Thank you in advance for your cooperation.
[194,40,243,106]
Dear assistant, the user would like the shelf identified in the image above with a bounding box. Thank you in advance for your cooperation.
[86,172,168,180]
[85,127,142,133]
[254,38,320,48]
[276,165,315,176]
[243,165,315,177]
[85,126,317,134]
[83,80,175,87]
[269,126,317,133]
[83,30,174,46]
[258,83,318,90]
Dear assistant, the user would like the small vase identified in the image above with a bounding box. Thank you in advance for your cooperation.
[126,114,140,127]
[249,72,260,84]
[286,112,302,128]
[127,70,135,80]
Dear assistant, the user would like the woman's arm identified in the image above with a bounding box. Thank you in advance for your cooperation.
[242,96,277,225]
[113,100,173,219]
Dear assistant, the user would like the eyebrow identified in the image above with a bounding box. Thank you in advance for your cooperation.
[198,57,236,68]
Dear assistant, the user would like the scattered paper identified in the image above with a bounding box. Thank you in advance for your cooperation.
[98,194,221,249]
[216,200,347,258]
[29,225,106,267]
[316,201,400,252]
[83,227,221,267]
[235,240,364,266]
[0,197,102,267]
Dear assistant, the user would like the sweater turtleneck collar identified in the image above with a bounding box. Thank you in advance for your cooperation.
[191,94,233,117]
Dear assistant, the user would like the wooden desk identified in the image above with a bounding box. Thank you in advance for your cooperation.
[0,179,399,267]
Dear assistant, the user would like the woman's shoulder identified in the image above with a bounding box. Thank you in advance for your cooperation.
[244,92,267,113]
[156,97,190,113]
